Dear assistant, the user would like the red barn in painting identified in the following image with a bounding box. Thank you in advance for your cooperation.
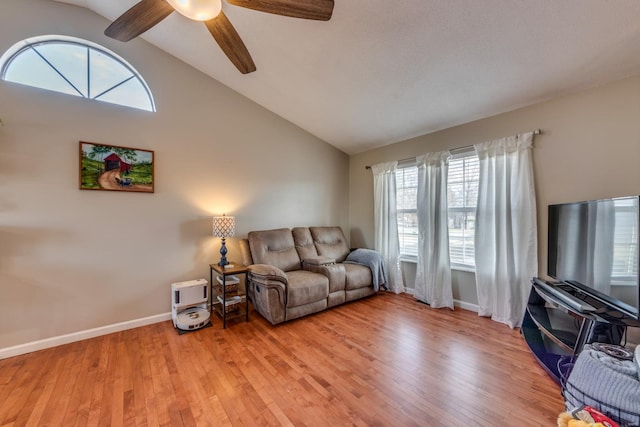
[104,153,131,173]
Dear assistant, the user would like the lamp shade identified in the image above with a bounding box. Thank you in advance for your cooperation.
[212,215,235,238]
[166,0,222,21]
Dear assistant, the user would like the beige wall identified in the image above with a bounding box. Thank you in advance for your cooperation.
[0,0,349,349]
[349,75,640,305]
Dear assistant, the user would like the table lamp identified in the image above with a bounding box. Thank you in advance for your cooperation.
[212,214,235,266]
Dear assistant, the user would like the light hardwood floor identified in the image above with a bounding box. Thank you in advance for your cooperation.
[0,293,564,426]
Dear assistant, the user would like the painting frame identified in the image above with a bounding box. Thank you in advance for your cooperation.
[79,141,155,193]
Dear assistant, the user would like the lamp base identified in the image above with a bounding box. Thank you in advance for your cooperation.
[218,238,228,266]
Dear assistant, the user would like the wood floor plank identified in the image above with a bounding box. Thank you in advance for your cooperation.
[64,336,102,425]
[13,352,57,427]
[0,293,564,425]
[85,334,114,426]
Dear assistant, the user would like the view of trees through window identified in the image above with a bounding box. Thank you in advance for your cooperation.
[447,155,479,268]
[396,165,418,259]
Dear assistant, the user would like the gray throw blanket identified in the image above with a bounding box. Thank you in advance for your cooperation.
[564,344,640,425]
[344,248,388,291]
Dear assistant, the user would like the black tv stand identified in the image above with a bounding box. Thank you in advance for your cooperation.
[521,278,636,383]
[532,279,597,313]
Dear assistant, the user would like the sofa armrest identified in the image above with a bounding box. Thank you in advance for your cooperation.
[248,264,288,325]
[249,264,288,284]
[303,259,346,292]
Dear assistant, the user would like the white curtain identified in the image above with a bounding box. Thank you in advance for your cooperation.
[414,151,454,309]
[371,162,404,294]
[474,132,537,328]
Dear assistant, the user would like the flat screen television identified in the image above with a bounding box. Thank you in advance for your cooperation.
[547,196,640,320]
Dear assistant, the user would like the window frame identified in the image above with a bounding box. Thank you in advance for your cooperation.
[0,34,156,112]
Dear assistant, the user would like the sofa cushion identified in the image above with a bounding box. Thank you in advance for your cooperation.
[286,270,329,307]
[344,263,372,290]
[309,226,350,262]
[292,227,319,260]
[248,228,301,272]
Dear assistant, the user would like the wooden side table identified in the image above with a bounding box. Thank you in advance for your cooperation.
[209,262,249,329]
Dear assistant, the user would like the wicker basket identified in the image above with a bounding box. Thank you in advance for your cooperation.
[218,283,239,294]
[217,295,243,314]
[222,303,240,314]
[559,356,640,427]
[216,275,240,294]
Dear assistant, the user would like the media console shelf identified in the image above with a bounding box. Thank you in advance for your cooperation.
[522,278,639,383]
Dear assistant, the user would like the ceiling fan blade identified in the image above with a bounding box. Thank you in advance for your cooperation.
[105,0,174,42]
[227,0,334,21]
[205,11,257,74]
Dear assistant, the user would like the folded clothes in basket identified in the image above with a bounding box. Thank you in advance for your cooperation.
[558,405,619,427]
[564,344,640,426]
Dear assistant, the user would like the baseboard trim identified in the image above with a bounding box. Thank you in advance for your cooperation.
[402,289,480,313]
[0,312,172,360]
[1,294,481,360]
[454,300,480,313]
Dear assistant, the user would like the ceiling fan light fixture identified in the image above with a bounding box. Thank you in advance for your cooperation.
[105,0,334,74]
[166,0,222,21]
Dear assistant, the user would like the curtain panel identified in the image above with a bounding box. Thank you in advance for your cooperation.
[414,151,454,309]
[474,132,538,328]
[371,162,405,294]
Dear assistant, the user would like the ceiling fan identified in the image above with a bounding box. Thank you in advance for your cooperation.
[104,0,335,74]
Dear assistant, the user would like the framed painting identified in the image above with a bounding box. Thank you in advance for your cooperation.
[79,141,154,193]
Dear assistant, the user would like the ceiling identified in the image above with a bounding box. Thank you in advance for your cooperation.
[52,0,640,155]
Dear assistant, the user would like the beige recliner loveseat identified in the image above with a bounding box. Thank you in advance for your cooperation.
[238,226,382,325]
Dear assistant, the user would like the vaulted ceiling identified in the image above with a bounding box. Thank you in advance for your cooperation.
[53,1,640,154]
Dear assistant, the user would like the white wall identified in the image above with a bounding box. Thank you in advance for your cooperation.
[0,0,349,350]
[349,75,640,306]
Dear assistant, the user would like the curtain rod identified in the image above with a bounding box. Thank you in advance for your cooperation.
[364,129,541,170]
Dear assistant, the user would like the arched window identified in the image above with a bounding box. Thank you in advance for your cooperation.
[0,35,155,112]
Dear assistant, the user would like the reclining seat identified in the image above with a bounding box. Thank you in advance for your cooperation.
[247,228,329,324]
[308,227,375,302]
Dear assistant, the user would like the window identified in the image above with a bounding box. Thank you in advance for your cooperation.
[0,35,155,112]
[612,198,639,283]
[447,152,479,269]
[395,151,480,270]
[396,163,418,260]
